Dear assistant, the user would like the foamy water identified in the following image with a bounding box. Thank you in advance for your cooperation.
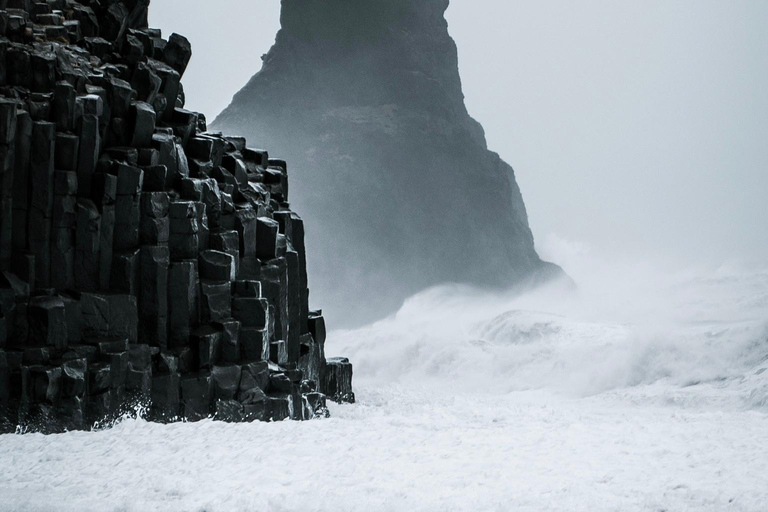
[1,240,767,511]
[333,245,768,405]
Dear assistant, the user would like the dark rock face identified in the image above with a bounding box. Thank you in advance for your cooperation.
[0,0,352,434]
[213,0,563,326]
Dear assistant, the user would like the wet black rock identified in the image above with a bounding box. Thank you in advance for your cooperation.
[180,372,212,421]
[0,0,353,433]
[324,357,355,404]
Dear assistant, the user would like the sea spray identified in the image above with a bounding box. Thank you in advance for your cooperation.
[329,239,768,403]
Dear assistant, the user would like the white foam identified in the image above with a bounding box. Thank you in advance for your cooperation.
[330,235,768,404]
[2,236,767,511]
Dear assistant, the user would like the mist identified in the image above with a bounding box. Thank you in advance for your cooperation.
[151,0,768,271]
[330,237,768,403]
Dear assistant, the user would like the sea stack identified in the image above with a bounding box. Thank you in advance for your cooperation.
[214,0,563,326]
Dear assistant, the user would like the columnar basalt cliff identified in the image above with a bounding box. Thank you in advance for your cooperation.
[214,0,563,326]
[0,0,353,434]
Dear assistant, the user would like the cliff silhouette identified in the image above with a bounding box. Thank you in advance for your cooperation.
[214,0,563,325]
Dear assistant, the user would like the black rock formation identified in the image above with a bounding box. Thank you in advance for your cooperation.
[214,0,563,326]
[0,0,352,434]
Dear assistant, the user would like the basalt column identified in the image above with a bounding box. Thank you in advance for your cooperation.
[0,0,352,434]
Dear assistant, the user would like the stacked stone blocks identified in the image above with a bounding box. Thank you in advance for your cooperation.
[0,0,353,433]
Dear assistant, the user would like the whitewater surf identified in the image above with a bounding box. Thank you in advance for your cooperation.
[2,242,766,512]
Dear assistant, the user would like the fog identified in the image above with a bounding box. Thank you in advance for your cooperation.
[151,0,768,272]
[331,239,768,402]
[450,1,768,268]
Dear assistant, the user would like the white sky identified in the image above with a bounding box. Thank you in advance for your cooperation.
[150,1,768,267]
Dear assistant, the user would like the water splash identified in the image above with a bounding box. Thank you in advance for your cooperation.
[328,236,768,406]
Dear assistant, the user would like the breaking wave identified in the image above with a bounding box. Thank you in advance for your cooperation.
[329,236,768,406]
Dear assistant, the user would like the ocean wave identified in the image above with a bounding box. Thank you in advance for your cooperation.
[328,248,768,405]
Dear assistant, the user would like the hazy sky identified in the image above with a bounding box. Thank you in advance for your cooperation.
[151,1,768,266]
